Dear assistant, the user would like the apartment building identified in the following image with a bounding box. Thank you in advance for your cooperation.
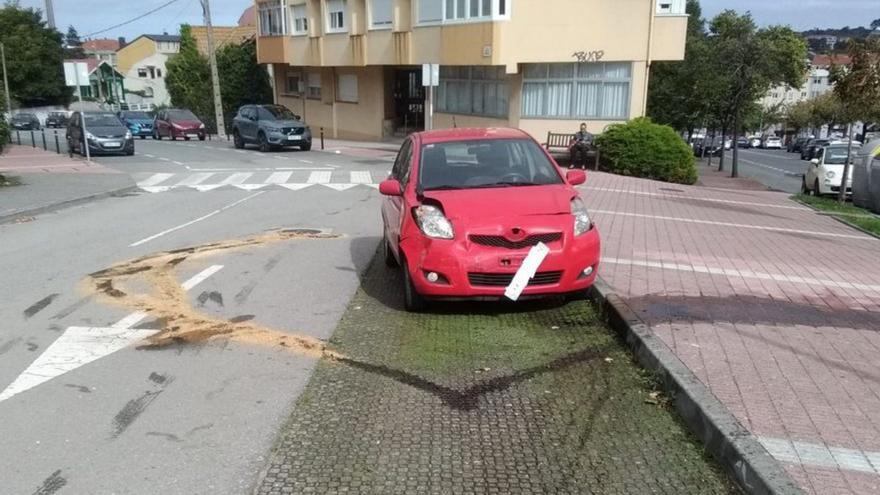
[760,54,851,109]
[254,0,688,140]
[116,34,181,107]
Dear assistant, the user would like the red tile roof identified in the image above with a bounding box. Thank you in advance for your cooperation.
[82,38,120,52]
[239,6,255,27]
[812,54,851,67]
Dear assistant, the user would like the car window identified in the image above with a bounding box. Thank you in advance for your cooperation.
[84,114,123,127]
[391,139,413,181]
[168,110,198,121]
[824,148,851,165]
[418,138,563,191]
[256,107,277,121]
[260,105,298,120]
[123,111,151,120]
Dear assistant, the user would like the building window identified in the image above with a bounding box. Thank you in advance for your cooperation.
[259,0,285,36]
[137,68,148,78]
[420,0,503,25]
[307,72,322,99]
[370,0,392,28]
[326,0,347,33]
[522,62,631,119]
[292,4,309,35]
[285,70,303,94]
[437,66,509,118]
[156,68,162,78]
[337,74,358,102]
[418,0,443,23]
[656,0,685,14]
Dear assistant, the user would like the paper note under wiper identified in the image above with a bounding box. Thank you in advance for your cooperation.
[504,242,550,301]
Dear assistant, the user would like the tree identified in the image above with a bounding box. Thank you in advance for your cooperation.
[63,25,85,59]
[870,19,880,30]
[165,25,213,127]
[215,39,273,129]
[0,3,71,107]
[785,99,814,134]
[830,37,880,203]
[707,11,808,176]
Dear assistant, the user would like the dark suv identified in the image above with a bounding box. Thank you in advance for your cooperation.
[67,111,134,156]
[11,113,41,130]
[232,104,312,152]
[45,112,69,128]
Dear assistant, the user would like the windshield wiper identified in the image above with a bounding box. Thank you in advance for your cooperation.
[478,181,543,188]
[423,185,462,191]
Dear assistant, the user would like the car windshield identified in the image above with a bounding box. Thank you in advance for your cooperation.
[168,110,198,120]
[418,138,563,191]
[13,114,34,120]
[824,148,854,164]
[49,113,65,117]
[259,105,298,120]
[123,111,151,120]
[84,114,123,127]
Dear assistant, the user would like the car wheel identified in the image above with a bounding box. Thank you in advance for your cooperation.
[198,135,206,141]
[814,179,821,197]
[401,258,427,312]
[126,148,134,156]
[258,132,270,153]
[802,177,811,195]
[384,235,399,268]
[140,135,146,140]
[233,131,245,149]
[299,141,312,151]
[184,136,191,141]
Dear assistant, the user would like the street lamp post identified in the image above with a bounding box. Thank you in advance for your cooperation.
[1,42,12,120]
[200,0,225,138]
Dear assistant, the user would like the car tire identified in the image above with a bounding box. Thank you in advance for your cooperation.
[299,142,312,151]
[402,258,427,312]
[126,149,134,156]
[198,135,206,141]
[140,135,146,140]
[233,131,245,149]
[384,235,399,268]
[184,136,191,141]
[258,132,270,153]
[802,177,811,195]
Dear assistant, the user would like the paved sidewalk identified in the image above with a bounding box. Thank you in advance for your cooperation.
[579,170,880,494]
[0,145,135,221]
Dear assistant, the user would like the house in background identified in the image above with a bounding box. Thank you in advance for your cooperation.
[64,58,126,103]
[254,0,688,141]
[82,38,124,68]
[116,34,181,108]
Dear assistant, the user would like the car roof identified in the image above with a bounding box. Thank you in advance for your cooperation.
[415,127,531,144]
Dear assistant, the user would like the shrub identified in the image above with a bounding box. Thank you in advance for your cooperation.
[0,118,8,153]
[595,117,697,184]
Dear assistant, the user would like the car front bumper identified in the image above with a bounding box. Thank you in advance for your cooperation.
[171,128,206,139]
[399,221,601,299]
[87,137,135,154]
[128,126,153,137]
[267,130,312,146]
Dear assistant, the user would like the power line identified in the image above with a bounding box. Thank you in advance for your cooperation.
[83,0,181,37]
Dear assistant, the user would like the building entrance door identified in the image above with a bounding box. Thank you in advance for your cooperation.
[392,69,424,135]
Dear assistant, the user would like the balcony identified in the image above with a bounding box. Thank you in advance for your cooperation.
[656,0,687,15]
[256,36,289,64]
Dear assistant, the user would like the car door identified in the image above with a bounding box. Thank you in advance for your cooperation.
[157,112,168,136]
[243,107,258,141]
[383,138,414,254]
[808,149,823,185]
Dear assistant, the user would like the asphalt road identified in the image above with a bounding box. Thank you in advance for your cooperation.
[713,147,808,193]
[0,139,393,493]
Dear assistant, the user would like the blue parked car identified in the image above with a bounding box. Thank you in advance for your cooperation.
[117,110,154,139]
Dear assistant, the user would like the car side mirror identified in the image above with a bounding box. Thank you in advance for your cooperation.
[379,179,402,196]
[566,170,586,186]
[811,158,819,165]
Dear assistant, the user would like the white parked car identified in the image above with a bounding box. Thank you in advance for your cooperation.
[749,137,762,148]
[803,144,859,196]
[763,136,783,149]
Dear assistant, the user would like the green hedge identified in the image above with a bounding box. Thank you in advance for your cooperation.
[595,117,697,185]
[0,118,8,153]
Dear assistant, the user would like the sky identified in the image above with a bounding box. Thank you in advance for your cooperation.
[14,0,880,40]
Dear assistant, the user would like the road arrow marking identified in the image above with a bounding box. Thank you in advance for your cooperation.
[0,265,224,403]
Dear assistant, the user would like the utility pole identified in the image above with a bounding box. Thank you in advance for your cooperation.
[44,0,56,29]
[200,0,225,138]
[1,42,11,120]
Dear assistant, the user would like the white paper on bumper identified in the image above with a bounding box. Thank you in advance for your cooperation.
[504,242,550,301]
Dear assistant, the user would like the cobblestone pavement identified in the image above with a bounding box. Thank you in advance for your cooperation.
[255,258,737,494]
[581,169,880,494]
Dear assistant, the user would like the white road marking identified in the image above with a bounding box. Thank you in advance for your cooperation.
[602,257,880,293]
[143,154,155,158]
[759,436,880,475]
[307,171,332,184]
[189,184,224,192]
[582,187,807,210]
[159,157,171,162]
[137,173,174,187]
[188,167,332,172]
[279,183,314,191]
[234,149,247,154]
[0,265,224,403]
[591,209,871,240]
[266,171,293,184]
[350,171,372,184]
[172,160,185,166]
[129,192,265,247]
[299,159,313,164]
[175,172,214,186]
[218,172,252,185]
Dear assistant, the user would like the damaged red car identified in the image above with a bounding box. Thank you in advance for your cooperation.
[380,128,601,311]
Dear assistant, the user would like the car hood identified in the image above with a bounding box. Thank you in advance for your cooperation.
[126,119,153,125]
[173,120,202,128]
[422,184,574,220]
[89,126,128,137]
[265,119,305,128]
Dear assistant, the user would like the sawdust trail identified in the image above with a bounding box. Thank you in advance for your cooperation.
[86,229,346,360]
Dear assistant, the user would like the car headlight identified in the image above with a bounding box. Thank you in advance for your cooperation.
[125,130,132,139]
[86,132,95,140]
[825,171,836,179]
[199,123,205,129]
[413,205,454,239]
[571,198,593,236]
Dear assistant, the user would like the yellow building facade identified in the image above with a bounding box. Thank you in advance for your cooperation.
[255,0,687,141]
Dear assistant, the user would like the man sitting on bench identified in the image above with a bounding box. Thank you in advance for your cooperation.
[569,123,594,169]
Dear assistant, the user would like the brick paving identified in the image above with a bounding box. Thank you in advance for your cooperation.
[579,169,880,494]
[256,261,737,494]
[0,144,118,174]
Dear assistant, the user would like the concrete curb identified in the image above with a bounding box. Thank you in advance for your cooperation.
[791,196,880,241]
[587,277,803,495]
[0,185,139,224]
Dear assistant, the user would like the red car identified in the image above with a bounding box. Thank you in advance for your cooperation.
[152,108,206,141]
[380,128,601,311]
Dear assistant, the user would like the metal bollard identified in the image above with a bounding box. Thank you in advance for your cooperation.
[55,134,60,153]
[30,130,36,148]
[320,127,324,150]
[16,131,20,145]
[42,130,47,150]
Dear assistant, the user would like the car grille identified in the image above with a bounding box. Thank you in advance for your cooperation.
[282,127,305,135]
[469,233,562,249]
[468,271,563,287]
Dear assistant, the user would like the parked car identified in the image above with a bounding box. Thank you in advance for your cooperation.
[66,111,134,156]
[232,104,312,152]
[762,136,783,149]
[152,109,206,141]
[117,110,154,139]
[803,144,860,196]
[10,113,41,130]
[694,137,724,157]
[749,137,762,148]
[736,136,750,148]
[801,138,830,160]
[787,137,809,153]
[379,127,601,311]
[44,112,69,128]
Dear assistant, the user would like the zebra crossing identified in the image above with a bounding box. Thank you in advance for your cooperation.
[136,170,384,193]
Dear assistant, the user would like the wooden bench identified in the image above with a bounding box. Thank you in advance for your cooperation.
[543,131,601,170]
